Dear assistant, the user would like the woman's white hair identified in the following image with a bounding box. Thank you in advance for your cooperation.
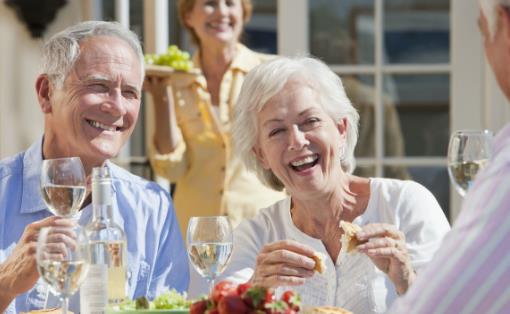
[42,20,144,88]
[480,0,510,39]
[232,56,360,191]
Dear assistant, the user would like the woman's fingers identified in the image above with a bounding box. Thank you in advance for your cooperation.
[357,223,404,242]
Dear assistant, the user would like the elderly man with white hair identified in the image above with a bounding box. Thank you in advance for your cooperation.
[0,21,189,313]
[218,56,450,314]
[390,1,510,313]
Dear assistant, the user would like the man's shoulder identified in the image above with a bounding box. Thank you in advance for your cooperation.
[0,151,25,181]
[109,162,169,198]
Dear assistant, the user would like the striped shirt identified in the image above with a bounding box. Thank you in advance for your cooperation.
[390,122,510,314]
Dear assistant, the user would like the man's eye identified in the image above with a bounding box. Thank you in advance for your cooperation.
[305,117,320,125]
[123,90,139,99]
[89,84,109,92]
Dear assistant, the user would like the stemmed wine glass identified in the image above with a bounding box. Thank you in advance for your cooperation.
[187,216,233,294]
[447,129,493,196]
[36,225,90,314]
[41,157,87,217]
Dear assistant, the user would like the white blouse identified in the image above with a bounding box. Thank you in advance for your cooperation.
[219,178,450,314]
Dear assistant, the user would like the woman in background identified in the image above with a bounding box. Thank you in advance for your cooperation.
[144,0,285,237]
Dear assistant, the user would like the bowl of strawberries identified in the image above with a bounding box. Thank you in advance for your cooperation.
[190,281,301,314]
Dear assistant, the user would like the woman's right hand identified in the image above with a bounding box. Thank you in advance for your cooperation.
[249,240,317,288]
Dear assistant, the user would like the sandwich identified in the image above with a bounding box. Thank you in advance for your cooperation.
[303,306,353,314]
[339,220,365,253]
[312,251,326,273]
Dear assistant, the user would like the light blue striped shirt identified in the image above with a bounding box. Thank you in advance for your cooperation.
[0,138,189,313]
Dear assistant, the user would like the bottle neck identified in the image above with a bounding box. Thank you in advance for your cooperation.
[92,179,113,221]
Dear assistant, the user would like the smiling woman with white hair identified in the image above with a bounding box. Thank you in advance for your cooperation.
[219,56,450,313]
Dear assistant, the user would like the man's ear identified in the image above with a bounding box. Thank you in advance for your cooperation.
[498,4,510,42]
[252,145,271,170]
[35,74,53,113]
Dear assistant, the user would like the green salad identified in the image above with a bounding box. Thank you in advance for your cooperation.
[114,289,191,310]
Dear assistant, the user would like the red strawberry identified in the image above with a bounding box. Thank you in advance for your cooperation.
[217,294,250,314]
[212,281,237,304]
[237,282,252,296]
[190,299,209,314]
[281,291,300,312]
[242,286,271,309]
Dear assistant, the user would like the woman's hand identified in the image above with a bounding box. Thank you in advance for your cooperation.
[249,240,317,288]
[356,223,416,295]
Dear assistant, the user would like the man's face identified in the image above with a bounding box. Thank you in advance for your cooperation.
[479,6,510,99]
[45,36,142,164]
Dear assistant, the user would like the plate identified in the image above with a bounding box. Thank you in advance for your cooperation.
[107,309,189,314]
[145,64,199,78]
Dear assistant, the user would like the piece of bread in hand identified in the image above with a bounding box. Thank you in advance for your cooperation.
[312,251,326,273]
[339,220,365,253]
[303,306,353,314]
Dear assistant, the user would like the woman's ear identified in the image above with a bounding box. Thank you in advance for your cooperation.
[336,117,348,139]
[252,145,271,170]
[36,74,53,113]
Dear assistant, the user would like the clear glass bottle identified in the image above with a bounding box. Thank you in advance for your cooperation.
[80,166,127,313]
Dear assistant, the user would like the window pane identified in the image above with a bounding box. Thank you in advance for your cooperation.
[309,0,374,64]
[384,0,450,64]
[244,0,277,54]
[388,166,450,220]
[353,165,376,178]
[384,74,449,157]
[342,75,375,158]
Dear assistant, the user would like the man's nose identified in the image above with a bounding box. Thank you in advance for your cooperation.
[102,90,127,116]
[288,125,309,151]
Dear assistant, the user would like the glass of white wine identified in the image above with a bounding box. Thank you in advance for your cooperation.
[187,216,233,294]
[36,225,90,314]
[447,129,493,196]
[41,157,87,217]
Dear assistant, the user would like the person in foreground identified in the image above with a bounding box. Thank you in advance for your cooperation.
[144,0,285,236]
[390,1,510,313]
[0,21,189,314]
[219,56,450,314]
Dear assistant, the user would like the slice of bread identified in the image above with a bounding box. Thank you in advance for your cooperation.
[312,251,326,273]
[303,306,353,314]
[22,309,74,314]
[339,220,364,253]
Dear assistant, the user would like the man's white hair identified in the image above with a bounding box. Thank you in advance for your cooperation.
[480,0,510,39]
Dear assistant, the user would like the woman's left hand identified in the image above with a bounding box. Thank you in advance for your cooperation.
[356,223,415,295]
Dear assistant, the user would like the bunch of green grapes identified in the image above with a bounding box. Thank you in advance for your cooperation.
[145,45,193,71]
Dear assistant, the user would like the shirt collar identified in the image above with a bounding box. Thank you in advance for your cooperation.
[20,137,47,214]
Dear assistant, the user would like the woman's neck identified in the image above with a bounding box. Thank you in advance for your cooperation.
[290,175,371,239]
[200,42,238,79]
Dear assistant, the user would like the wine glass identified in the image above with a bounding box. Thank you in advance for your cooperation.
[187,216,233,294]
[447,129,493,196]
[41,157,87,217]
[36,225,90,314]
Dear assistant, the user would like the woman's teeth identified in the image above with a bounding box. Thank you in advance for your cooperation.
[291,155,318,167]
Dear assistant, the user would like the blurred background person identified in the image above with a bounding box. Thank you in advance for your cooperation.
[220,56,450,314]
[144,0,285,237]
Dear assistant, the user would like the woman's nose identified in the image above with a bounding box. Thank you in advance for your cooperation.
[288,125,309,151]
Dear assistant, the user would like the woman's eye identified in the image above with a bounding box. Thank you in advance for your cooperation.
[268,128,284,137]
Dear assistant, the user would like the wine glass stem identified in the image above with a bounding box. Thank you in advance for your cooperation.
[208,278,215,295]
[61,296,68,314]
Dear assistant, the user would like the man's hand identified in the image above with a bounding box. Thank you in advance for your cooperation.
[0,216,73,311]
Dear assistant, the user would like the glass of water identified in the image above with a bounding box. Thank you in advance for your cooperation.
[187,216,233,294]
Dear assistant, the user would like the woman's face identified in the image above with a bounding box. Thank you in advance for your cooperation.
[185,0,244,46]
[253,78,347,197]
